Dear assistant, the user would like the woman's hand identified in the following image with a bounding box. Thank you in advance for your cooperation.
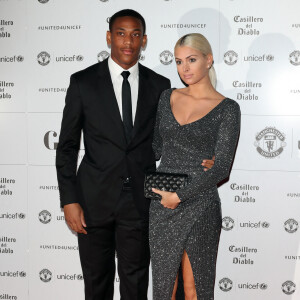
[202,155,215,171]
[152,188,181,209]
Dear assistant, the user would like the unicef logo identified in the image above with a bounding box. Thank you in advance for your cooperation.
[76,55,84,62]
[254,127,286,158]
[260,283,268,290]
[37,51,51,66]
[261,221,270,228]
[97,51,110,62]
[16,55,24,62]
[39,269,52,283]
[222,216,234,231]
[18,213,26,219]
[266,54,274,62]
[289,50,300,66]
[219,278,233,292]
[19,271,26,277]
[38,0,49,3]
[139,54,145,61]
[160,50,173,65]
[224,50,238,65]
[77,274,84,280]
[39,210,52,224]
[284,219,299,233]
[282,281,296,295]
[100,0,109,2]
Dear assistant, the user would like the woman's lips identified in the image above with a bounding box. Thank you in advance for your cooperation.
[183,74,193,79]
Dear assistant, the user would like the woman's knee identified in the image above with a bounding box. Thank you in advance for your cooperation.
[184,284,197,300]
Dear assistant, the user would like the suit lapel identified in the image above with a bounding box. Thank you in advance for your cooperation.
[130,64,155,146]
[97,59,127,148]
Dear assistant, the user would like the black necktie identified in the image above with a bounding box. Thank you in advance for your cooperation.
[121,71,133,143]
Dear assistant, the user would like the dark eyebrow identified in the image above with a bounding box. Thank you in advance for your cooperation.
[115,27,142,32]
[175,54,198,60]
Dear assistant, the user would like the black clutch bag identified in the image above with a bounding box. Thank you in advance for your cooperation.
[144,171,189,200]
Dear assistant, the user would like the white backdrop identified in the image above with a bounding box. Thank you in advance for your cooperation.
[1,0,300,299]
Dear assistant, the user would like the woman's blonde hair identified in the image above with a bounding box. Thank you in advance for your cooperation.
[175,33,217,88]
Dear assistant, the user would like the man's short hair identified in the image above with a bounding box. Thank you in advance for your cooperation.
[109,9,146,35]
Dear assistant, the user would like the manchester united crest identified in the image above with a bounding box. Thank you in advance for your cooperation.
[289,50,300,66]
[160,50,173,65]
[97,51,110,62]
[37,51,51,66]
[39,210,52,224]
[282,281,296,295]
[284,219,299,233]
[224,50,238,65]
[222,216,234,231]
[254,127,286,158]
[39,269,52,283]
[219,278,233,292]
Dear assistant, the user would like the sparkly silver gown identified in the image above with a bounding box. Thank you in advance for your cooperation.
[149,88,241,300]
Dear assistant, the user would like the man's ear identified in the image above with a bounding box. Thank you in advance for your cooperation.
[106,31,111,46]
[142,34,147,50]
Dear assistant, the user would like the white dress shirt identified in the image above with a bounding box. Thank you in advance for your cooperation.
[108,56,139,123]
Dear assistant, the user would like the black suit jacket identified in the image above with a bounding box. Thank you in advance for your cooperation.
[56,59,171,225]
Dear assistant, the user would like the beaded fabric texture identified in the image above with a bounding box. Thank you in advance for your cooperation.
[149,88,241,300]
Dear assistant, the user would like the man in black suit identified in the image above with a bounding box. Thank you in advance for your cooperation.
[56,9,213,300]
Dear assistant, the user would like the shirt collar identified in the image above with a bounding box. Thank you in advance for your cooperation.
[108,56,139,81]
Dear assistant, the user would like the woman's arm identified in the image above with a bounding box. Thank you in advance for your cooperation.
[176,100,241,202]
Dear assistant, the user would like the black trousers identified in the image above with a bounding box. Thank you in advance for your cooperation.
[78,190,150,300]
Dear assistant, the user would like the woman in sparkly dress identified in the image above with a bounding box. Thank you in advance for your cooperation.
[149,33,241,299]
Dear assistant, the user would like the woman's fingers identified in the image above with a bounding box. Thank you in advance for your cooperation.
[202,160,213,167]
[152,188,163,195]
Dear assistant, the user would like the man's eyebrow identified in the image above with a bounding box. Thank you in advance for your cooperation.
[115,27,142,31]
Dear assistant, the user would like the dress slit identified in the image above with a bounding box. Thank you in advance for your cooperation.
[176,248,198,300]
[171,222,199,300]
[164,243,187,300]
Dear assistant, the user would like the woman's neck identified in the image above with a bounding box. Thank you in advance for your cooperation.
[186,78,216,99]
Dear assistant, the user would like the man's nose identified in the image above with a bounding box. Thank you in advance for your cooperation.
[124,34,133,45]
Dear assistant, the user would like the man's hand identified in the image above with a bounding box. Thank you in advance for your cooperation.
[63,203,87,234]
[202,155,215,171]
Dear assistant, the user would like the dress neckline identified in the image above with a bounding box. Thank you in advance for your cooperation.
[168,88,229,127]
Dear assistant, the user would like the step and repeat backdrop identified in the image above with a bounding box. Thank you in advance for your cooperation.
[1,0,300,299]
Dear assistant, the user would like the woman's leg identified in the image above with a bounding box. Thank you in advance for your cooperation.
[171,274,179,300]
[182,250,197,300]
